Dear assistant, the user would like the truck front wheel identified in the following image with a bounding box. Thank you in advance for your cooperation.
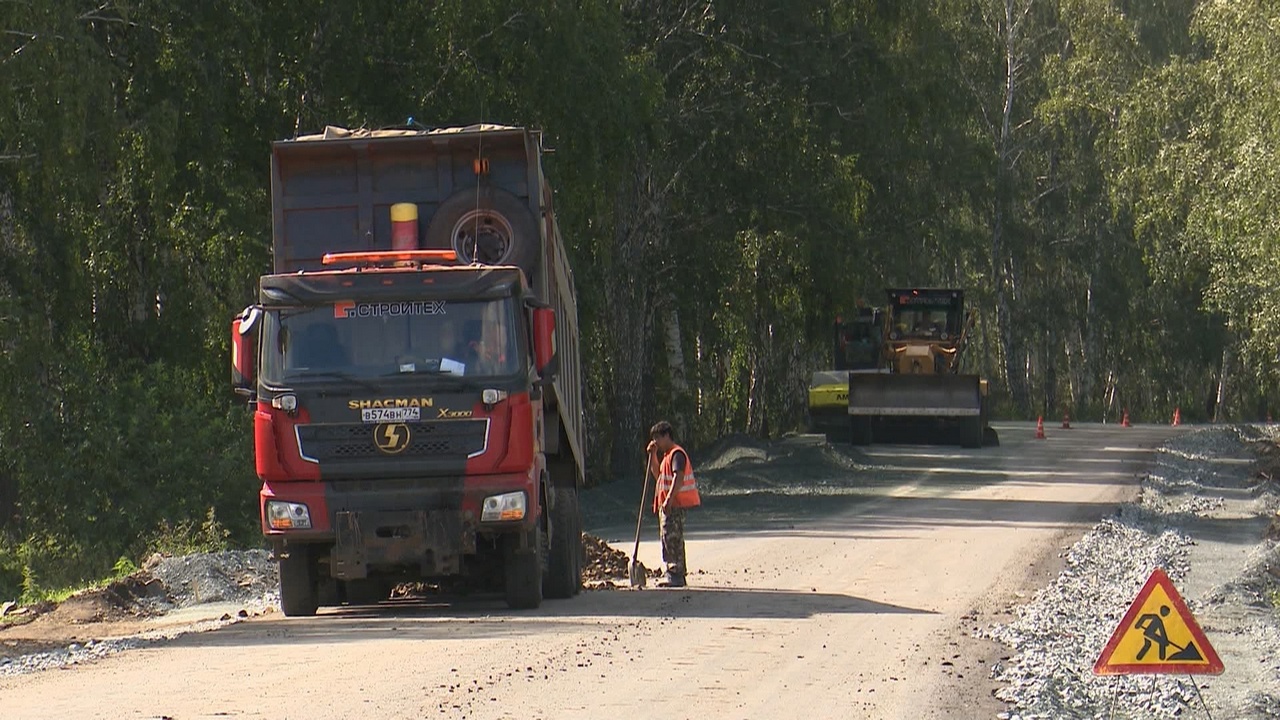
[504,525,544,610]
[544,487,582,599]
[278,545,320,617]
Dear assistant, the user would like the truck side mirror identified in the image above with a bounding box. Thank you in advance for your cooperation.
[532,307,557,378]
[231,306,262,397]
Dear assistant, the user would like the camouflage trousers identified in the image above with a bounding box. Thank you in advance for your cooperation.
[658,506,687,579]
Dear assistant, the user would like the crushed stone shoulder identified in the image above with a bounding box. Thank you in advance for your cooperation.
[984,425,1280,719]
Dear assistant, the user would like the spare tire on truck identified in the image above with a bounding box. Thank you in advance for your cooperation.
[425,187,539,274]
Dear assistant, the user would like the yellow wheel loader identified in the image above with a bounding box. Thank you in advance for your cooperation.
[809,289,998,448]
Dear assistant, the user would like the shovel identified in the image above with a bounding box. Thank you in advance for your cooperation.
[629,460,653,588]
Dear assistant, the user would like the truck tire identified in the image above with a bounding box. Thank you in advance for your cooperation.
[424,187,539,274]
[544,486,582,599]
[504,525,544,610]
[572,503,584,596]
[983,425,1001,447]
[278,545,319,617]
[960,416,984,449]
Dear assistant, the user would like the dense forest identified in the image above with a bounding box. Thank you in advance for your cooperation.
[2,0,1279,597]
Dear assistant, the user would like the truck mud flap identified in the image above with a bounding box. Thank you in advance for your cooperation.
[332,510,473,580]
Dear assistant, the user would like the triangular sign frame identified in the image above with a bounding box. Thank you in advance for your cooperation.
[1094,567,1224,675]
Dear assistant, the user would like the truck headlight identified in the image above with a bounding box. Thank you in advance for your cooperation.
[481,491,526,522]
[481,388,508,405]
[270,394,297,412]
[266,500,312,530]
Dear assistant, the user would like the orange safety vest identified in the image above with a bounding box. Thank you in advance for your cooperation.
[654,444,701,512]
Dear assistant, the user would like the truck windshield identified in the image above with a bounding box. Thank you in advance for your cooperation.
[259,297,520,385]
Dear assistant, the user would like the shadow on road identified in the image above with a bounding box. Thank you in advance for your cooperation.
[165,587,929,649]
[587,425,1175,542]
[590,493,1139,545]
[536,585,930,620]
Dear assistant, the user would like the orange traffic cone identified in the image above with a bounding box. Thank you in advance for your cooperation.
[1035,416,1046,439]
[1121,408,1131,427]
[1172,407,1181,427]
[1061,412,1071,429]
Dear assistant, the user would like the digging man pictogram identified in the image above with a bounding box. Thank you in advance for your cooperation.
[1135,606,1172,660]
[1135,605,1204,662]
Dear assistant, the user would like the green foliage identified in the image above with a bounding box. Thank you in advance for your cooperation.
[2,0,1279,585]
[112,555,139,578]
[148,508,234,558]
[0,545,22,603]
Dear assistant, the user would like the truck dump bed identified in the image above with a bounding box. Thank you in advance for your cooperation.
[269,125,585,483]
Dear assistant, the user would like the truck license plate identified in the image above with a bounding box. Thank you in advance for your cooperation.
[361,407,421,423]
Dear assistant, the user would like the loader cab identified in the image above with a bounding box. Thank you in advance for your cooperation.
[886,289,964,343]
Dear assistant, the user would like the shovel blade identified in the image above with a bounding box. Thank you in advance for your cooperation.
[629,561,647,588]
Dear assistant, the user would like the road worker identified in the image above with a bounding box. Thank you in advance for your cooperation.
[646,420,701,587]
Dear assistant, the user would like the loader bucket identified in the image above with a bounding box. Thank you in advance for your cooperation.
[848,373,989,448]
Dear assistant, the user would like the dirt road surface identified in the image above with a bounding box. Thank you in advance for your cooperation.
[0,423,1175,719]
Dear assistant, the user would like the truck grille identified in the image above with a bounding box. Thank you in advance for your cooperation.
[296,420,489,462]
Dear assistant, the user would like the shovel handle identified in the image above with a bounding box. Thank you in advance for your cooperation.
[632,459,652,560]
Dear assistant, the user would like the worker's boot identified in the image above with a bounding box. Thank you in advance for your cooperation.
[657,572,686,588]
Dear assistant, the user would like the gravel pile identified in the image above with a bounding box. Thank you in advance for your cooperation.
[698,433,868,493]
[142,549,277,610]
[582,533,632,583]
[581,533,660,587]
[984,426,1280,719]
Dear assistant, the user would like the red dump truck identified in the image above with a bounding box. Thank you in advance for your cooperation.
[230,125,586,614]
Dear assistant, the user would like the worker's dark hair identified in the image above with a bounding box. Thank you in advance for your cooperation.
[649,420,674,440]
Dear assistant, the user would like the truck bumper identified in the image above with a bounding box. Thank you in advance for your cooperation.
[261,471,538,580]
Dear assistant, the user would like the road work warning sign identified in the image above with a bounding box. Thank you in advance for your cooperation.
[1093,567,1223,675]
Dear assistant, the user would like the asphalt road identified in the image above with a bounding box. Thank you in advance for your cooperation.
[0,422,1177,719]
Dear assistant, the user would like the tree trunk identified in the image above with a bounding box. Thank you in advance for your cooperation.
[1104,369,1117,422]
[0,473,14,532]
[782,330,808,432]
[1043,326,1057,418]
[605,156,660,478]
[991,0,1032,416]
[1080,248,1101,410]
[694,332,704,419]
[1214,344,1233,422]
[995,258,1028,414]
[662,300,689,432]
